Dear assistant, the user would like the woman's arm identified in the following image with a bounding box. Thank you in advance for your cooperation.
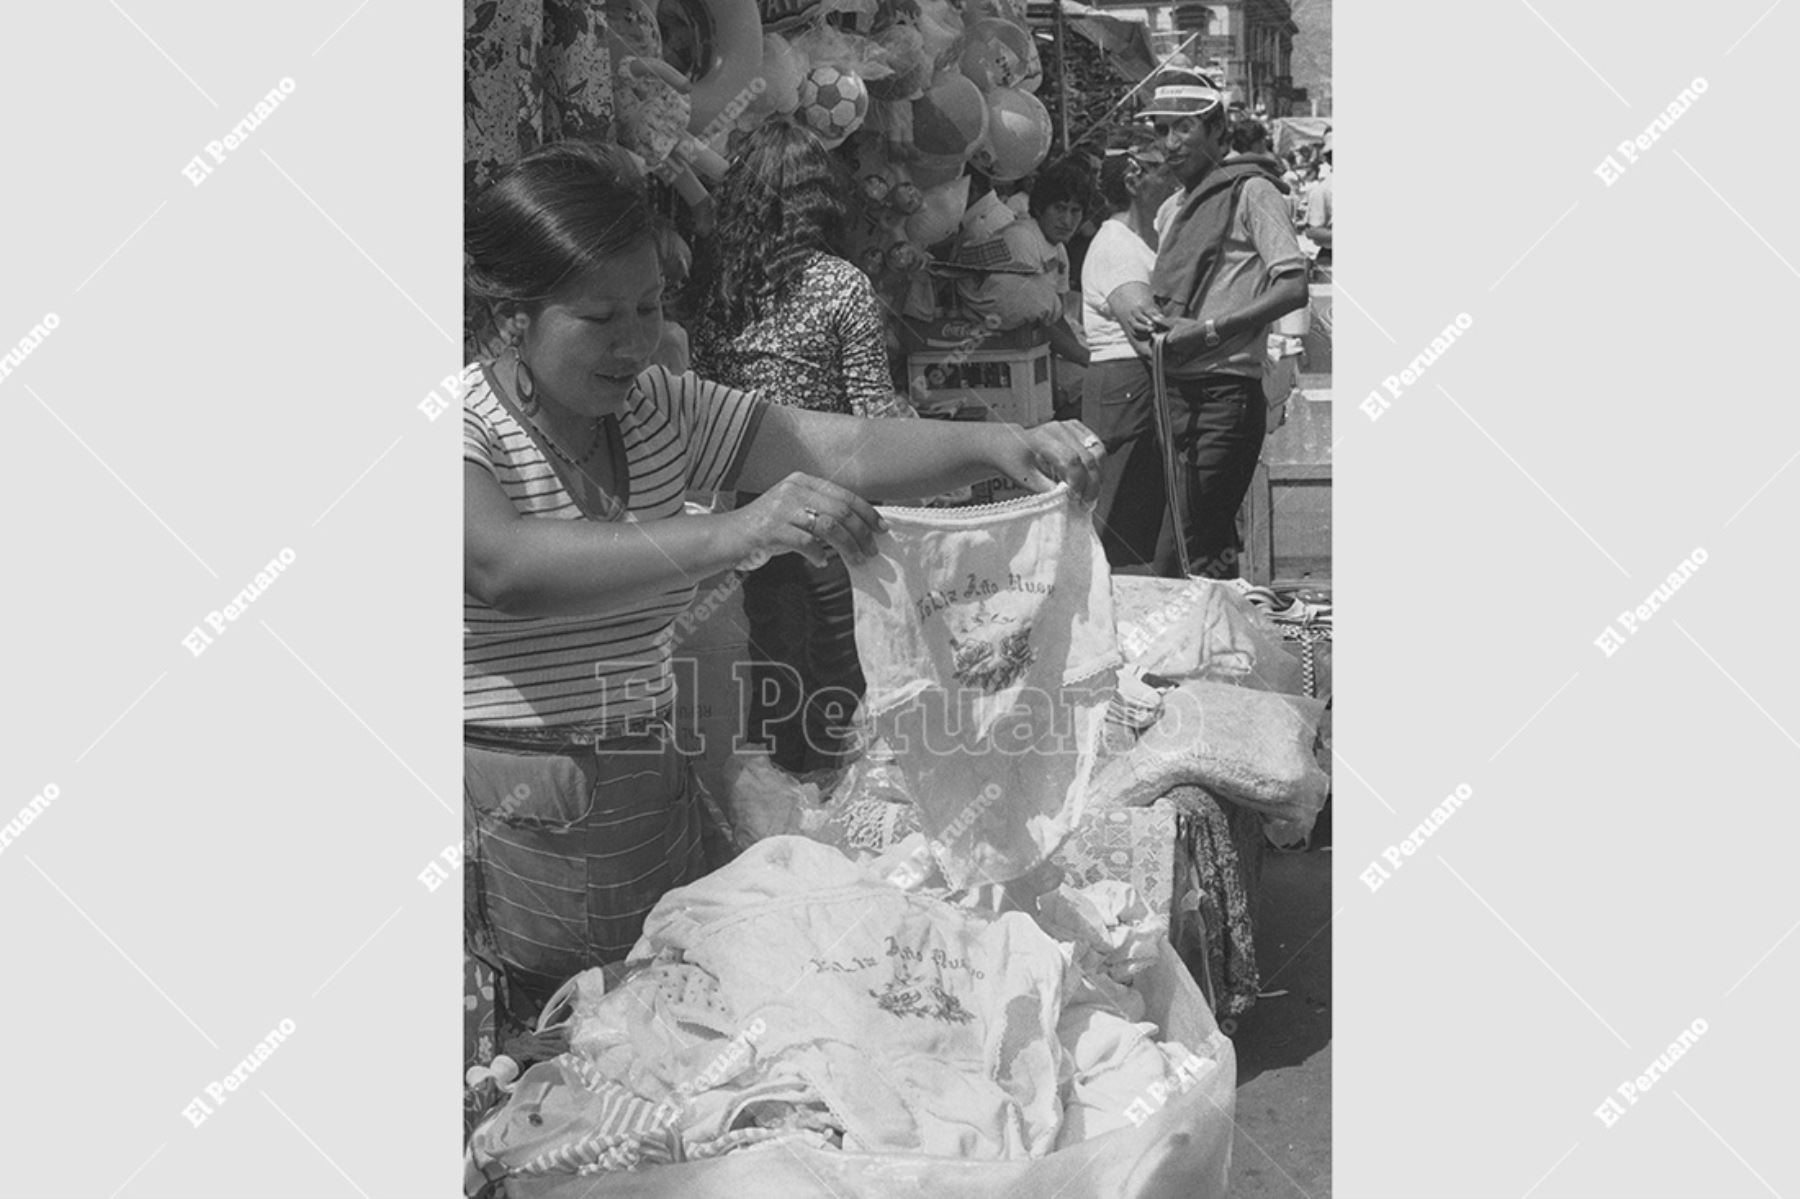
[1048,317,1091,367]
[467,392,1106,621]
[839,273,914,420]
[734,405,1101,504]
[465,463,776,618]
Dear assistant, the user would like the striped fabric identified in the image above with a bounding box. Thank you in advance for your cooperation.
[493,1053,832,1179]
[513,1056,682,1177]
[463,362,766,729]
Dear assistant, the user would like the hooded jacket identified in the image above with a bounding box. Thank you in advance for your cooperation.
[1149,154,1290,322]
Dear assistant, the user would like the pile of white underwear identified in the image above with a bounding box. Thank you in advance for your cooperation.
[466,837,1217,1180]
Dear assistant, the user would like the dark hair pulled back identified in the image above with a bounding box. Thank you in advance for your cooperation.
[1098,155,1139,213]
[465,141,655,344]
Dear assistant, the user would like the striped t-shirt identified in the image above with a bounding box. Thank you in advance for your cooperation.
[463,363,766,728]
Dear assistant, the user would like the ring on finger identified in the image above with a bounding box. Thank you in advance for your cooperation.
[801,506,828,545]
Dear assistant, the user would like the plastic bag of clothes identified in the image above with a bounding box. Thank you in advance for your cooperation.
[472,941,1232,1199]
[713,747,832,849]
[1111,576,1304,696]
[467,839,1235,1198]
[1086,679,1328,842]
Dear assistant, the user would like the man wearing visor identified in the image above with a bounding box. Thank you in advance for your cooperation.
[1137,69,1309,579]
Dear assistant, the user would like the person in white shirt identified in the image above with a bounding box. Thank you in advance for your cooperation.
[1080,151,1181,569]
[1304,152,1333,262]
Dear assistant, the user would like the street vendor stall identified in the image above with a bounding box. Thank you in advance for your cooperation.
[1272,114,1332,157]
[463,3,1332,1191]
[464,485,1333,1196]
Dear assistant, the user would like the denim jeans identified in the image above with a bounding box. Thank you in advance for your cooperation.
[1154,373,1267,579]
[1081,356,1167,572]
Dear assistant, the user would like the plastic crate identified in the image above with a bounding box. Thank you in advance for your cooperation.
[907,342,1054,429]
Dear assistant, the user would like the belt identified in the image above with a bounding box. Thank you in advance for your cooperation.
[463,712,673,753]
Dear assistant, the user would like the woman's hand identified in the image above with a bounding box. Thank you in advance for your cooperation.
[733,472,889,568]
[987,421,1106,507]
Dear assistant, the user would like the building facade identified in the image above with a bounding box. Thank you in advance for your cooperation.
[1287,0,1331,116]
[1153,1,1300,116]
[1073,0,1324,117]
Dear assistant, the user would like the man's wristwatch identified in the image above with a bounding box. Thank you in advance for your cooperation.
[1201,318,1222,348]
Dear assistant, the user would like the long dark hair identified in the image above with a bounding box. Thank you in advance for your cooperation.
[465,141,654,346]
[1098,155,1138,214]
[690,118,849,332]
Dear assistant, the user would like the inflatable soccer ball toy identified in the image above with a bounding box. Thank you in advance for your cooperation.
[798,65,869,147]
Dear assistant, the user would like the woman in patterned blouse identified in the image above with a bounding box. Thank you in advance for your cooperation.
[690,119,914,773]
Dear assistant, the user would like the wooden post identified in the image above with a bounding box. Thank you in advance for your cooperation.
[1054,0,1070,153]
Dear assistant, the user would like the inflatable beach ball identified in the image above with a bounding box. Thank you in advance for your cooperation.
[972,87,1051,182]
[960,19,1035,92]
[798,65,869,146]
[911,70,989,171]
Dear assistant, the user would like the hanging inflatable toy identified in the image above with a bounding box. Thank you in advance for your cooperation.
[605,0,731,215]
[969,86,1051,182]
[797,64,871,147]
[958,18,1034,92]
[886,179,924,215]
[883,238,938,319]
[902,156,961,189]
[848,132,896,191]
[903,173,970,249]
[963,0,1043,91]
[964,0,1031,38]
[751,32,807,118]
[860,165,896,205]
[648,0,765,137]
[884,240,929,275]
[865,22,932,102]
[907,69,987,185]
[911,70,988,158]
[912,0,968,64]
[758,0,823,35]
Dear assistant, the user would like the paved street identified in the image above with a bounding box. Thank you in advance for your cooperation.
[1229,837,1333,1197]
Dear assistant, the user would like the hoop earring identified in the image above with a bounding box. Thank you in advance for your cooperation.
[505,341,539,414]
